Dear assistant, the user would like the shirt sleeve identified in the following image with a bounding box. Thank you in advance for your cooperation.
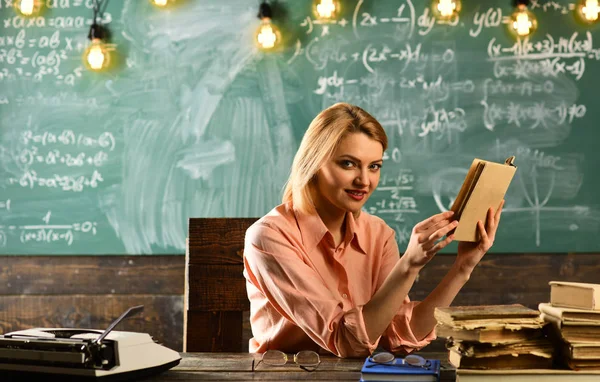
[376,227,436,354]
[243,222,379,358]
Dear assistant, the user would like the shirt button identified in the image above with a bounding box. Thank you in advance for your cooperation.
[342,293,348,299]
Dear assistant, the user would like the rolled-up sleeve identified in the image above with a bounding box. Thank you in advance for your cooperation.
[244,222,379,357]
[376,228,436,354]
[380,299,437,354]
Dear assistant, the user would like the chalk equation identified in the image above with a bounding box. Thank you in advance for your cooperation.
[8,169,104,192]
[0,210,97,247]
[22,130,116,151]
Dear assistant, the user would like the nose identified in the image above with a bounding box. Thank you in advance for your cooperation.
[354,169,369,187]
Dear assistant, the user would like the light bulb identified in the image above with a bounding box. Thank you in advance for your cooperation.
[14,0,41,16]
[84,38,110,71]
[433,0,461,18]
[313,0,339,20]
[150,0,169,7]
[510,5,537,37]
[255,18,281,50]
[580,0,600,22]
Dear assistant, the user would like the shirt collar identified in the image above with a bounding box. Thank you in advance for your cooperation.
[294,205,367,255]
[345,210,367,255]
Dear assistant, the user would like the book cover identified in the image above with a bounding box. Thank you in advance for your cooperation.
[447,338,554,359]
[550,281,600,311]
[449,350,553,370]
[434,304,543,330]
[539,303,600,323]
[450,156,517,242]
[436,324,543,344]
[360,356,441,381]
[567,342,600,360]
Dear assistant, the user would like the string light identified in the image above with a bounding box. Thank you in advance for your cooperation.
[509,0,537,37]
[83,0,111,71]
[255,1,282,51]
[579,0,600,22]
[313,0,340,21]
[13,0,42,17]
[432,0,461,19]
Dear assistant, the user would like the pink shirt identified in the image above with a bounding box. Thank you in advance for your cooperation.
[243,202,435,358]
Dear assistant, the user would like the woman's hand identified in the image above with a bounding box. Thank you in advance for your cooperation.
[456,200,505,274]
[403,211,457,269]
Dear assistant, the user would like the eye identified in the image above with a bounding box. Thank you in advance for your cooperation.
[340,160,355,168]
[370,163,382,171]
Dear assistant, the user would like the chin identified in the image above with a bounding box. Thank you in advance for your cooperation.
[344,201,367,214]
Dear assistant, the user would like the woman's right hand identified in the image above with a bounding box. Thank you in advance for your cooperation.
[403,211,457,269]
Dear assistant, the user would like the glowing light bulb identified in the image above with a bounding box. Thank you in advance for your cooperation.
[313,0,339,20]
[581,0,600,22]
[151,0,169,7]
[434,0,461,18]
[14,0,41,16]
[256,18,281,50]
[84,38,110,71]
[510,5,537,37]
[20,0,34,14]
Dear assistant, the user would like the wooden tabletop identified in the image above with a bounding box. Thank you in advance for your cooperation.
[142,352,456,381]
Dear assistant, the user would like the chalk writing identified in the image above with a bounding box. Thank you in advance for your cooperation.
[8,170,104,192]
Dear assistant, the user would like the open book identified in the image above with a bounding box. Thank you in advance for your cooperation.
[450,156,517,242]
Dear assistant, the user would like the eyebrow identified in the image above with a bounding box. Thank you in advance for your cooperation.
[338,154,383,164]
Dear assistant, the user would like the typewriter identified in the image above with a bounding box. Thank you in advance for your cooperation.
[0,306,181,381]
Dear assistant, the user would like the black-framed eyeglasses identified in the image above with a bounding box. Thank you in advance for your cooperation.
[365,352,431,370]
[252,349,321,372]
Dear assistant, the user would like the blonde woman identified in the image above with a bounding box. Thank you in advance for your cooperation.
[243,103,503,358]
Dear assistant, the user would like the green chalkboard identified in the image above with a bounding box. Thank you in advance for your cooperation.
[1,0,599,254]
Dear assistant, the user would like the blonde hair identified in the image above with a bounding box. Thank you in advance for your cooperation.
[282,102,388,214]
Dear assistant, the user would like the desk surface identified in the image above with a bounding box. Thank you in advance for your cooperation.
[143,352,455,381]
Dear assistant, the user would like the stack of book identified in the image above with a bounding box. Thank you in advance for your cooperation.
[540,281,600,370]
[435,304,552,370]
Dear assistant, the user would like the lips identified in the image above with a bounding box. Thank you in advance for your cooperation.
[346,190,367,200]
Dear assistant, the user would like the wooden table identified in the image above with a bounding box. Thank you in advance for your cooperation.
[143,352,456,381]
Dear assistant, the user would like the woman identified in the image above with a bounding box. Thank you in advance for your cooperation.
[243,103,503,357]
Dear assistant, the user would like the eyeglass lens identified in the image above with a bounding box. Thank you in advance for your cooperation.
[262,350,288,365]
[294,350,320,366]
[370,352,429,368]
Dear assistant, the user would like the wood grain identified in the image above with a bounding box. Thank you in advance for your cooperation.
[3,250,600,356]
[0,255,184,351]
[0,255,184,295]
[187,218,258,265]
[0,295,183,351]
[185,218,257,352]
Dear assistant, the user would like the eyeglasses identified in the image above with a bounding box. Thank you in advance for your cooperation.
[365,352,431,370]
[251,349,321,372]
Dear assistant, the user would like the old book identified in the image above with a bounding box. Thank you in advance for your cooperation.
[434,304,543,330]
[456,369,600,381]
[567,343,600,360]
[550,281,600,311]
[447,338,554,359]
[539,303,600,324]
[542,313,600,343]
[449,350,553,370]
[450,156,517,242]
[568,358,600,370]
[436,324,543,344]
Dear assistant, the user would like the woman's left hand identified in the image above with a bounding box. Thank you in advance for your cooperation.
[456,200,504,274]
